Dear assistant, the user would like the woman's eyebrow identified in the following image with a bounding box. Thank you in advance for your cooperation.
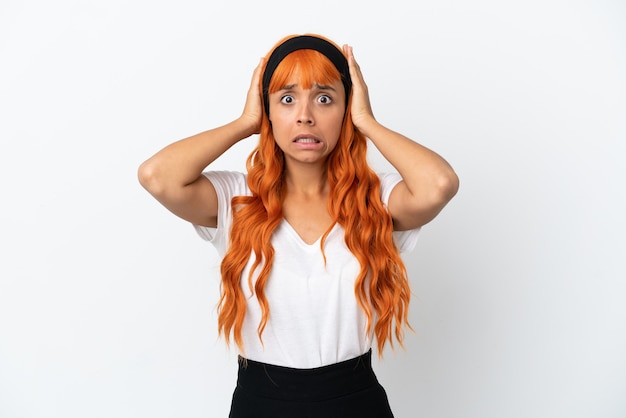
[276,83,337,92]
[313,83,336,91]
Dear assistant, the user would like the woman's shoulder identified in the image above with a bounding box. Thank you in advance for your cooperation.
[203,170,247,183]
[376,172,402,201]
[202,170,249,195]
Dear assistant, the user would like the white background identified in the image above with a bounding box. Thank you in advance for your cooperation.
[1,0,625,417]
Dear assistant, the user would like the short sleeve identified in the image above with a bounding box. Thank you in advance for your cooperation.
[378,172,421,253]
[192,171,249,257]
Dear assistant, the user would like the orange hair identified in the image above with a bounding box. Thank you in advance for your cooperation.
[217,35,412,355]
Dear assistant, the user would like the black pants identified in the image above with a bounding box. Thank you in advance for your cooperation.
[229,350,394,418]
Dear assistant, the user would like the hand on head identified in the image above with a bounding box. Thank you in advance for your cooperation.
[342,44,375,131]
[240,58,265,136]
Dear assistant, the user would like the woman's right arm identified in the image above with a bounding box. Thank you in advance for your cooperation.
[137,59,264,227]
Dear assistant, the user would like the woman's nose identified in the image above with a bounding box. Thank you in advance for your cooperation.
[296,103,314,125]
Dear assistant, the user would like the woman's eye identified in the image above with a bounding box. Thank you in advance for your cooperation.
[318,95,332,104]
[280,95,294,104]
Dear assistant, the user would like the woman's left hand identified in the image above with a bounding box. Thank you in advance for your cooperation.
[343,44,376,132]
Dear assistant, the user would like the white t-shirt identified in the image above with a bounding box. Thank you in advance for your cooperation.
[194,171,420,368]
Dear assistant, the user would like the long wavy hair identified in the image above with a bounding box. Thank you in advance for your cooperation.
[218,34,412,354]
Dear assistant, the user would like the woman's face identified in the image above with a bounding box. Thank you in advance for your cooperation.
[268,73,346,168]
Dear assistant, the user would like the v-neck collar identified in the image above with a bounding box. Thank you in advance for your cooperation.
[280,219,339,248]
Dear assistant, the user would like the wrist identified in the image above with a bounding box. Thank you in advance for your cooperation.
[353,115,379,138]
[233,115,260,138]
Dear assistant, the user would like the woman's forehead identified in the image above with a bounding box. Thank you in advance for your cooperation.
[275,66,342,89]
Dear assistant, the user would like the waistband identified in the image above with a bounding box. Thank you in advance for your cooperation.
[236,350,379,401]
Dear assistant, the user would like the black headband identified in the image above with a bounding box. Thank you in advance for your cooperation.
[262,35,352,115]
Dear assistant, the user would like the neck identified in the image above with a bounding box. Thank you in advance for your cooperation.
[284,161,328,197]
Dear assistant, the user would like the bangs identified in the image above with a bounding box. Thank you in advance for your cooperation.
[268,49,341,93]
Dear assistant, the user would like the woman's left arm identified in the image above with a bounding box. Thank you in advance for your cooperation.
[343,45,459,231]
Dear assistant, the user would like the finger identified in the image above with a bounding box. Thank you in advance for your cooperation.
[346,45,358,71]
[342,44,354,67]
[246,58,264,96]
[253,58,264,82]
[342,44,351,59]
[346,52,368,93]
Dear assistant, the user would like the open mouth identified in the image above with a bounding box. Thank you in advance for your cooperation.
[293,137,321,144]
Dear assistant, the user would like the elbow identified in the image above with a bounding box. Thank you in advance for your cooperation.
[137,159,165,197]
[422,169,459,218]
[440,169,460,202]
[402,170,459,228]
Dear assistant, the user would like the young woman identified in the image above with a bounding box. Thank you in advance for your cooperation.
[139,34,459,417]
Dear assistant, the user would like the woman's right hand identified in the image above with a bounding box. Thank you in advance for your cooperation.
[138,59,269,228]
[239,58,265,135]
